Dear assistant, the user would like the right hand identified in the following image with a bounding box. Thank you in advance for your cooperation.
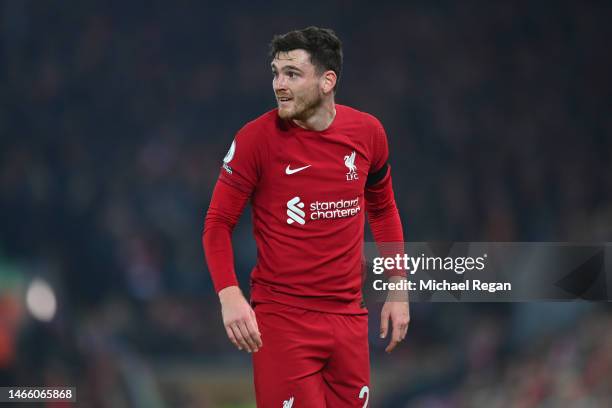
[218,286,263,352]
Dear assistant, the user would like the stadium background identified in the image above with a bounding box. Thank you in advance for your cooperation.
[1,1,611,406]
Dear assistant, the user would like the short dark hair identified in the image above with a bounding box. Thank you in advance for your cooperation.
[269,26,343,91]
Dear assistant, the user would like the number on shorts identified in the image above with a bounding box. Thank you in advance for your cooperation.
[359,385,370,407]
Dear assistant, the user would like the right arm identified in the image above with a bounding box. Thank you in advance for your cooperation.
[203,179,262,353]
[204,121,266,352]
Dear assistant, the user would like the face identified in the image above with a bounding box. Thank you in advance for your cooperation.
[271,49,324,120]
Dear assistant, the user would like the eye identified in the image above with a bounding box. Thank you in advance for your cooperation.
[287,71,298,78]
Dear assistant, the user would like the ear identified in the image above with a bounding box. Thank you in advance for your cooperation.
[321,70,337,94]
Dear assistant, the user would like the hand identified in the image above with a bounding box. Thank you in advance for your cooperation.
[380,277,410,353]
[218,286,262,352]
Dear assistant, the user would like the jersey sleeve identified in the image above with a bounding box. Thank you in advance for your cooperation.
[218,122,266,194]
[365,117,405,278]
[204,122,265,292]
[370,119,390,175]
[203,180,250,292]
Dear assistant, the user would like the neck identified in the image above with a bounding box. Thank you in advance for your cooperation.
[292,99,336,131]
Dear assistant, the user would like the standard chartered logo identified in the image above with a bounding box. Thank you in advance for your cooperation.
[286,196,306,225]
[286,196,361,226]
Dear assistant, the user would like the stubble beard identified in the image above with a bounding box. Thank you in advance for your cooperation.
[278,89,322,121]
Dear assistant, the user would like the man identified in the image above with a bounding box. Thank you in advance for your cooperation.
[203,26,409,407]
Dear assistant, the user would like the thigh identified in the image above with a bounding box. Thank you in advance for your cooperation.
[253,303,332,408]
[322,313,370,407]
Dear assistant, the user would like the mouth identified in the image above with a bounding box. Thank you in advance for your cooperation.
[277,96,293,104]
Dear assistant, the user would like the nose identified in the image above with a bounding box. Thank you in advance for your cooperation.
[273,75,287,92]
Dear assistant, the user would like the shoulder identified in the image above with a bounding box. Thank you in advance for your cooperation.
[221,111,279,178]
[229,109,279,159]
[336,104,380,126]
[237,108,279,137]
[336,104,385,140]
[337,105,389,167]
[336,104,384,132]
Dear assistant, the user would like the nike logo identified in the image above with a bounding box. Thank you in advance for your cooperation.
[285,164,311,175]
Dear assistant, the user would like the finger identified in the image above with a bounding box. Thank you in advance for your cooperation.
[239,320,258,352]
[235,322,253,352]
[385,339,399,353]
[250,309,262,338]
[399,315,410,340]
[401,321,409,341]
[225,325,241,350]
[386,322,403,353]
[246,313,263,348]
[231,323,250,352]
[380,309,390,339]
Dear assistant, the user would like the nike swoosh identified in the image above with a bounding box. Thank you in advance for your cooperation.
[285,164,311,175]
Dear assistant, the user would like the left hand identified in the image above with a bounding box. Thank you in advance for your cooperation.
[380,278,410,353]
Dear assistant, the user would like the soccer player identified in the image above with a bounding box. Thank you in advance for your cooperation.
[203,26,409,407]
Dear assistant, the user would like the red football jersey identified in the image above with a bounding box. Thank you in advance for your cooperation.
[216,104,391,314]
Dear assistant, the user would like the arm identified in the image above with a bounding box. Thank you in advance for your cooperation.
[203,180,262,352]
[365,165,410,353]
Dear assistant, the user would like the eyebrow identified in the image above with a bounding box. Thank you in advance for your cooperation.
[270,64,304,73]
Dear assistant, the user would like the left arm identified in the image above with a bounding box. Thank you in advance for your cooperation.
[365,163,410,353]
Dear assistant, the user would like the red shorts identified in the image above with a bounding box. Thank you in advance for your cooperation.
[252,302,370,408]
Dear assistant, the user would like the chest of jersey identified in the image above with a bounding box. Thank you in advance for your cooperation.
[254,131,370,227]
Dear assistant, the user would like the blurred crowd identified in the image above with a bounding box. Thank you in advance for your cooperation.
[0,1,611,406]
[380,306,612,407]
